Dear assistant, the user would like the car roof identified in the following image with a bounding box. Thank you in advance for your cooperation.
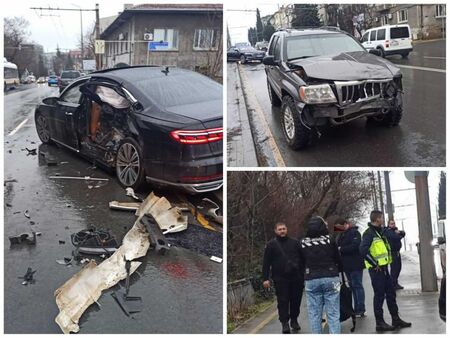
[90,66,196,83]
[275,28,343,37]
[366,24,411,31]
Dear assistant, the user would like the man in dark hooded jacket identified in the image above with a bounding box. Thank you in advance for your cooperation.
[334,218,366,317]
[262,222,304,334]
[384,219,406,290]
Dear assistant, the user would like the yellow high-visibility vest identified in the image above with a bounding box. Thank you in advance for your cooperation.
[364,228,392,269]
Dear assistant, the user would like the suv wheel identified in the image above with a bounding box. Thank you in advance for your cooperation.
[281,96,311,150]
[35,111,53,144]
[377,47,385,58]
[401,52,409,58]
[267,81,281,107]
[115,138,146,190]
[240,55,247,64]
[369,106,403,126]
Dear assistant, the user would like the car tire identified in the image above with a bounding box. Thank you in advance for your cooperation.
[35,111,53,144]
[401,52,409,58]
[267,81,282,107]
[115,137,146,190]
[369,106,403,126]
[280,96,311,150]
[377,47,385,58]
[240,55,247,64]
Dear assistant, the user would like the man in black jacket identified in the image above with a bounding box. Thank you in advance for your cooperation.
[360,210,411,332]
[334,218,366,317]
[262,222,304,334]
[385,219,406,290]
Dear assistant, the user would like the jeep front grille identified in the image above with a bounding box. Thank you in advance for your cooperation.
[334,79,392,105]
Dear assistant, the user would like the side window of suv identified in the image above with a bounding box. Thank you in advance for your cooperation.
[274,36,282,61]
[268,36,278,55]
[370,30,376,41]
[376,29,386,40]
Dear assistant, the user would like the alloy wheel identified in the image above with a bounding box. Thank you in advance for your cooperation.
[116,143,141,187]
[36,114,50,143]
[283,106,295,140]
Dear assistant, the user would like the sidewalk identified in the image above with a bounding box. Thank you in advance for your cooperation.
[233,251,445,334]
[226,62,258,167]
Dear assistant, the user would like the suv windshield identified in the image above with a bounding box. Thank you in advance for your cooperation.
[390,27,409,39]
[61,71,81,79]
[286,33,365,60]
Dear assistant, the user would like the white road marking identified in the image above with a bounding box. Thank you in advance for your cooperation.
[423,56,446,59]
[8,118,29,136]
[396,64,446,73]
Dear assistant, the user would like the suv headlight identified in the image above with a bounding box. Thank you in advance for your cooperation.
[299,84,337,104]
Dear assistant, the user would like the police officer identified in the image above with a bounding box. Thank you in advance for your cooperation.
[385,219,406,290]
[360,210,411,332]
[262,222,304,334]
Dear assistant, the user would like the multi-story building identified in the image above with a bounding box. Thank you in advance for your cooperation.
[269,5,295,29]
[99,3,223,78]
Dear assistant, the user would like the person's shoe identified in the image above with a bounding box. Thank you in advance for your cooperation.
[355,312,366,318]
[290,319,300,331]
[395,284,405,290]
[376,319,396,332]
[392,315,412,328]
[282,322,291,334]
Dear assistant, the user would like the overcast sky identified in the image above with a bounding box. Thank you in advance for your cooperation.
[227,3,279,45]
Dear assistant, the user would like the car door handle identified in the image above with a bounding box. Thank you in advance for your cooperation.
[65,112,73,116]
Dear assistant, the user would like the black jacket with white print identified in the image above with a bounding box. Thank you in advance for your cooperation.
[300,217,343,281]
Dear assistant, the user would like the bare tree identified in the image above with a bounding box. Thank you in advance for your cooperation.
[4,16,30,62]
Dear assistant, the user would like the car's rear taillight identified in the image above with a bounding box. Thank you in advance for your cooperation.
[170,127,223,145]
[385,40,390,48]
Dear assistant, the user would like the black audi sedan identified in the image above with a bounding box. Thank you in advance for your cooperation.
[34,66,223,193]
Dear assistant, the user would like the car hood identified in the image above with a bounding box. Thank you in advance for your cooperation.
[288,51,401,81]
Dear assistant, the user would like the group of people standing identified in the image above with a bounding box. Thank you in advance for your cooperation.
[262,211,412,334]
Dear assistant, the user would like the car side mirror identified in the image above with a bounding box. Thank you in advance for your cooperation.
[369,49,382,57]
[42,97,59,106]
[438,236,446,245]
[234,49,239,52]
[263,55,278,66]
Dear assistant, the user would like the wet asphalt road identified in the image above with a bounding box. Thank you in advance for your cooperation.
[4,85,223,333]
[232,39,446,167]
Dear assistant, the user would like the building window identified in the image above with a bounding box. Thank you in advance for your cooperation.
[193,29,219,50]
[397,9,408,23]
[436,4,446,18]
[153,29,179,50]
[381,16,388,26]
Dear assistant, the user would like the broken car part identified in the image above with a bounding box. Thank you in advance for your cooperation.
[111,259,142,316]
[71,227,119,255]
[125,187,142,201]
[210,256,223,263]
[49,176,109,181]
[109,201,141,211]
[9,232,37,245]
[198,198,223,225]
[141,215,170,254]
[54,192,177,334]
[20,267,36,285]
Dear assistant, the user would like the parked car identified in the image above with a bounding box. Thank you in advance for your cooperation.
[48,75,59,87]
[26,75,36,84]
[37,77,46,84]
[59,70,81,92]
[263,28,403,150]
[361,24,413,58]
[255,41,269,51]
[227,45,266,64]
[34,66,223,193]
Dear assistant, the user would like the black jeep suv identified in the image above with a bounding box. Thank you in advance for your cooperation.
[263,28,403,150]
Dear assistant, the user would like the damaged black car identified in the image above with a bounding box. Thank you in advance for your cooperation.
[263,28,403,150]
[34,66,223,193]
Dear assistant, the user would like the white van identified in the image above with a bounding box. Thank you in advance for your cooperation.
[361,24,413,58]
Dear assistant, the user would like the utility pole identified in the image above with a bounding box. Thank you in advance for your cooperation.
[414,172,438,292]
[377,171,385,222]
[30,5,98,68]
[384,171,394,221]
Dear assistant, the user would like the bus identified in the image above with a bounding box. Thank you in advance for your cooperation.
[4,58,20,91]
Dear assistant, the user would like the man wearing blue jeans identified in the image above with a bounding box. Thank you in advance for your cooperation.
[334,218,366,317]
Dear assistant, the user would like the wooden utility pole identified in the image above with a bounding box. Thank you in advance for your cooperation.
[384,171,394,221]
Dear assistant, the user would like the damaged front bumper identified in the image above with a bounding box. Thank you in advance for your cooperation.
[299,78,403,126]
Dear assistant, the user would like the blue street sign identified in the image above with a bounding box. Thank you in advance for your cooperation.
[148,41,169,51]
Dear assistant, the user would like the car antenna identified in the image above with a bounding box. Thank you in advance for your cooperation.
[161,66,169,76]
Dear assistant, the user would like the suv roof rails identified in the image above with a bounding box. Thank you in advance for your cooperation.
[319,25,342,31]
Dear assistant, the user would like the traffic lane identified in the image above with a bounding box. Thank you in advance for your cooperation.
[4,122,222,333]
[241,64,445,167]
[4,84,57,135]
[387,39,445,69]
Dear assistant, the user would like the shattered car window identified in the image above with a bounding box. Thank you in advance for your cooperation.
[133,72,222,108]
[286,33,365,60]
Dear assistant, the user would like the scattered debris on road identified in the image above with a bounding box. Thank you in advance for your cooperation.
[49,175,109,181]
[210,256,223,263]
[24,148,37,156]
[109,201,141,211]
[9,232,37,245]
[70,227,119,255]
[20,267,37,285]
[125,187,142,201]
[24,210,31,218]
